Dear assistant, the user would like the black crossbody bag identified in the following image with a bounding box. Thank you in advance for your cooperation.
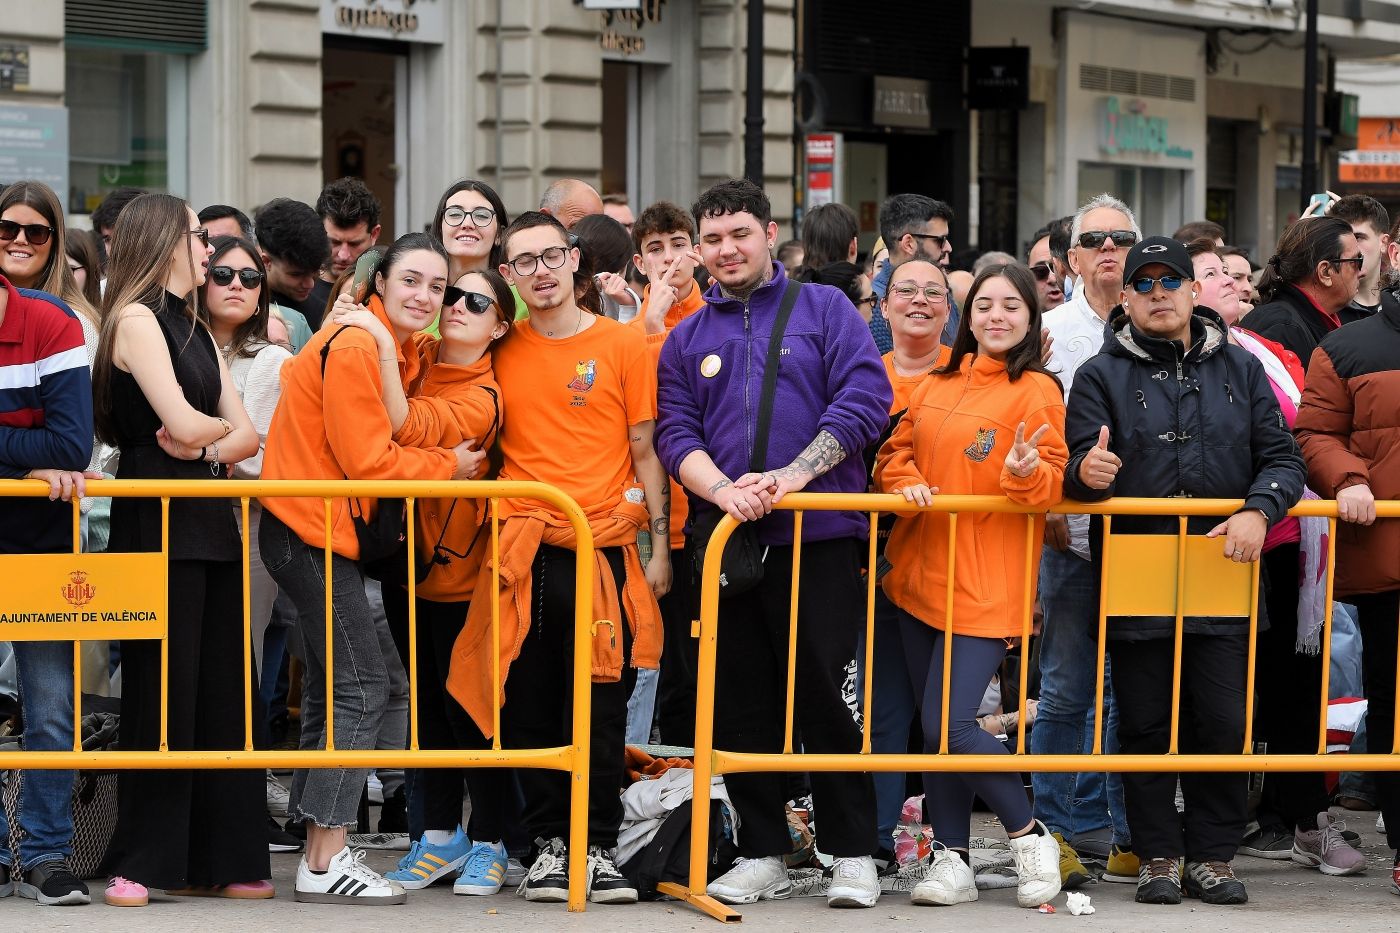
[690,279,802,597]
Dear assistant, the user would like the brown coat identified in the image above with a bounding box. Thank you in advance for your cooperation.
[1295,293,1400,597]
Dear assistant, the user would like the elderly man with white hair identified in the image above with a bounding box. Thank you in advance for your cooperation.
[540,178,604,229]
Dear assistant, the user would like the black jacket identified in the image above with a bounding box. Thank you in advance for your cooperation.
[1064,306,1307,640]
[1245,284,1341,371]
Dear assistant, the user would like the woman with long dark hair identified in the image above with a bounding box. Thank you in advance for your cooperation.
[65,228,103,310]
[875,263,1067,910]
[92,193,266,906]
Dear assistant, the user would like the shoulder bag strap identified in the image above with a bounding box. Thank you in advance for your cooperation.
[750,279,802,473]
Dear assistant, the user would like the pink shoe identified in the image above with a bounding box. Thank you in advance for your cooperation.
[105,876,149,907]
[168,879,275,899]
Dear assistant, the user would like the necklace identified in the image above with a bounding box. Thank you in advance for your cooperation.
[543,306,584,338]
[893,346,941,376]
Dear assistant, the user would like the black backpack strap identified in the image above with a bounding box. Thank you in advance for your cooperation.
[319,324,354,377]
[750,279,802,473]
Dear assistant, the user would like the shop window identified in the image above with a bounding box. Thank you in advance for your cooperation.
[66,48,189,214]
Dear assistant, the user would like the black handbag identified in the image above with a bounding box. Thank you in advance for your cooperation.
[691,279,802,598]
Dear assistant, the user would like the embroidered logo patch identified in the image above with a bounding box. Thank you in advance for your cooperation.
[567,359,597,393]
[700,354,722,378]
[964,427,997,462]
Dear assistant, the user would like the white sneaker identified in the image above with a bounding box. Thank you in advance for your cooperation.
[367,771,385,805]
[912,848,978,906]
[706,856,791,905]
[295,847,407,905]
[1379,813,1387,835]
[266,771,290,817]
[1007,823,1062,908]
[826,855,880,908]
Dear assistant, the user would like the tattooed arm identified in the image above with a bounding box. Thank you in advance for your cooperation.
[630,420,673,598]
[734,429,848,504]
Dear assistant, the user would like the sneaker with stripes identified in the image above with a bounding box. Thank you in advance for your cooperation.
[295,847,406,905]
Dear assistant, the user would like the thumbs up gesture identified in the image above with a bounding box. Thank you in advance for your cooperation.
[1077,425,1121,490]
[1005,421,1051,478]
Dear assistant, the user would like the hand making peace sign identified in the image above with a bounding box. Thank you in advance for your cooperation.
[1005,421,1052,478]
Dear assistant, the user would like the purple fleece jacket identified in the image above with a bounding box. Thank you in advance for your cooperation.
[656,261,892,545]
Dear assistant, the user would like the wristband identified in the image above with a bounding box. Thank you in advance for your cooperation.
[199,446,207,461]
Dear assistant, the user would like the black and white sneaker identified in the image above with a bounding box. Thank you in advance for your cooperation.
[519,837,570,903]
[294,847,406,905]
[18,861,90,906]
[269,816,303,853]
[586,846,637,905]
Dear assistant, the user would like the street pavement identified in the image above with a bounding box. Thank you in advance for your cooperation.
[5,809,1396,932]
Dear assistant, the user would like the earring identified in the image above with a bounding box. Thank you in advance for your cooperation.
[1191,292,1198,299]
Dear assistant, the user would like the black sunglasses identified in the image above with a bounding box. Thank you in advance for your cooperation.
[187,227,210,248]
[908,232,950,249]
[1330,255,1364,271]
[442,287,497,315]
[0,219,55,246]
[208,265,265,288]
[1078,230,1138,250]
[1029,261,1055,282]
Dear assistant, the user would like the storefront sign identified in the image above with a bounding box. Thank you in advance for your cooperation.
[322,0,443,43]
[1099,96,1193,161]
[0,103,68,210]
[805,132,841,208]
[599,0,675,64]
[0,552,167,641]
[0,44,30,92]
[873,76,932,130]
[1339,117,1400,184]
[967,47,1029,111]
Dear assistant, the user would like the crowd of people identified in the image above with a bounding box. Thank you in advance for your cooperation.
[0,170,1395,916]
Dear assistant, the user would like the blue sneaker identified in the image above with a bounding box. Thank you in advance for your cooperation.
[386,827,472,890]
[454,839,508,896]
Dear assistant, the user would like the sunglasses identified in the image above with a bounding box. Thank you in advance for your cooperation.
[1029,261,1055,282]
[443,206,497,229]
[908,232,950,250]
[187,227,210,248]
[1078,230,1138,250]
[1330,255,1364,271]
[0,219,55,246]
[208,265,265,288]
[1129,274,1185,294]
[442,287,497,315]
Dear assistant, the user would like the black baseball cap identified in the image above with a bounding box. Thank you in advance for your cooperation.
[1122,235,1194,285]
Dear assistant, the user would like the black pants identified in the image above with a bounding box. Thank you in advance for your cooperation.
[383,588,509,841]
[713,538,875,858]
[1109,633,1248,862]
[1356,590,1400,850]
[657,544,698,747]
[1254,543,1329,832]
[504,544,633,848]
[106,560,270,888]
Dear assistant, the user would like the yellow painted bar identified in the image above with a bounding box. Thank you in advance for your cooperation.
[1169,517,1187,754]
[491,498,502,751]
[782,512,803,755]
[406,497,420,752]
[939,513,957,755]
[861,511,877,756]
[710,751,1400,773]
[241,497,253,752]
[323,498,335,751]
[159,497,170,752]
[565,493,598,914]
[0,747,579,770]
[1092,515,1112,755]
[1016,515,1034,755]
[1242,559,1261,754]
[70,498,82,752]
[1319,517,1338,754]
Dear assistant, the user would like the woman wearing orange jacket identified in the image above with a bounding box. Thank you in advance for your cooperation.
[875,263,1068,910]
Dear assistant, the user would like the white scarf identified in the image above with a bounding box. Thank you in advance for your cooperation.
[1232,327,1300,407]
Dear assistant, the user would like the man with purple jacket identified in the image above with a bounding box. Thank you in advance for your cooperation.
[656,179,891,909]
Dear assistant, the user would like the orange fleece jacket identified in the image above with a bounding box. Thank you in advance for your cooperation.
[875,354,1067,640]
[392,342,502,603]
[260,296,457,559]
[445,496,663,738]
[631,283,706,551]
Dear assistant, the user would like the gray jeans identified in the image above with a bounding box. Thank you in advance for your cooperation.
[260,511,388,828]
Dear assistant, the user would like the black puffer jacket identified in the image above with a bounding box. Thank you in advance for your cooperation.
[1064,306,1307,640]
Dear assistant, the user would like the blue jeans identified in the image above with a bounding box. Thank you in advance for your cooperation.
[860,590,917,853]
[626,668,659,746]
[1030,547,1129,845]
[0,641,76,869]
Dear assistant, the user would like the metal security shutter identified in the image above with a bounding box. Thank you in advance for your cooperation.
[66,0,207,54]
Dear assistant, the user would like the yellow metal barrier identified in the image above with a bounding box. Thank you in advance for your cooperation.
[662,493,1400,922]
[0,478,601,912]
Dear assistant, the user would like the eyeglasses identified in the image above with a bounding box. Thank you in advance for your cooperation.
[1078,230,1138,250]
[187,227,210,248]
[443,206,497,229]
[208,265,265,288]
[890,282,949,303]
[1129,274,1185,294]
[1330,255,1365,272]
[1029,261,1056,282]
[907,232,950,250]
[855,294,876,308]
[505,246,569,277]
[0,219,55,246]
[442,287,497,314]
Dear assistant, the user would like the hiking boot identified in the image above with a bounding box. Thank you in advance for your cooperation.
[1135,857,1181,905]
[1239,823,1292,859]
[1008,823,1061,908]
[826,856,879,908]
[585,846,637,905]
[1183,860,1247,905]
[1102,844,1140,883]
[1292,812,1366,876]
[1050,832,1092,889]
[706,856,791,905]
[18,861,89,906]
[910,848,977,906]
[519,837,569,903]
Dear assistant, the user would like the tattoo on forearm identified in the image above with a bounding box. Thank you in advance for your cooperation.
[772,429,847,482]
[652,482,671,539]
[708,478,732,496]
